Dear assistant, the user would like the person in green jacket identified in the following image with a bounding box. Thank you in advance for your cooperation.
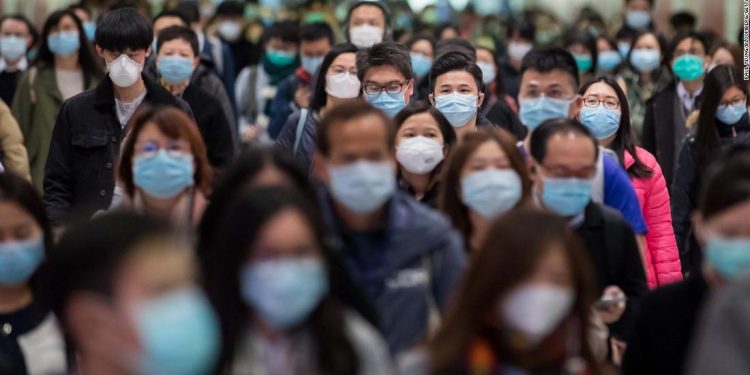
[12,9,103,191]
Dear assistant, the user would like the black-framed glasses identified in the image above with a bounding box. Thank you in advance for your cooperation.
[718,98,748,110]
[582,96,620,110]
[363,80,409,95]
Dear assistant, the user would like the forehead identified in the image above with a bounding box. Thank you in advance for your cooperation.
[136,121,175,141]
[521,69,577,91]
[1,19,29,33]
[674,37,705,52]
[400,112,439,131]
[0,201,36,228]
[364,64,405,83]
[328,114,389,148]
[635,33,659,46]
[468,140,507,161]
[350,5,384,21]
[584,82,617,97]
[435,70,477,88]
[331,52,356,66]
[159,38,194,53]
[154,16,185,32]
[543,132,596,164]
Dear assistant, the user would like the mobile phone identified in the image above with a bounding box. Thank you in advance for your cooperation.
[594,295,627,309]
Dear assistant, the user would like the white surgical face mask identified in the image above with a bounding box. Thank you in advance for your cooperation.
[217,21,243,41]
[500,283,574,344]
[107,54,143,88]
[396,136,444,174]
[325,72,361,99]
[508,41,533,62]
[349,24,384,48]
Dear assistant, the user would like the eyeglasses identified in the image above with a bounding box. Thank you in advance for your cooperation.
[718,98,747,110]
[582,96,620,110]
[364,80,409,95]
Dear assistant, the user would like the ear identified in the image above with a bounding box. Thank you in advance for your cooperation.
[312,153,329,183]
[428,93,436,106]
[96,45,105,59]
[574,96,584,120]
[406,79,414,100]
[477,91,485,108]
[192,56,200,69]
[567,94,580,119]
[145,45,152,58]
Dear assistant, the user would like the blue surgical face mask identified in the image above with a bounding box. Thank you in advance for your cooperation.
[716,102,748,125]
[462,169,523,219]
[625,10,651,30]
[241,258,328,329]
[630,48,661,73]
[48,31,80,57]
[83,21,96,42]
[328,160,396,214]
[541,176,592,217]
[366,91,406,118]
[572,53,593,73]
[477,61,496,84]
[265,48,297,67]
[705,235,750,279]
[672,54,705,81]
[133,288,220,375]
[580,105,621,140]
[0,236,44,286]
[301,55,324,75]
[158,55,195,85]
[0,36,27,61]
[617,42,631,58]
[597,51,622,72]
[519,96,573,131]
[133,150,194,199]
[434,92,478,127]
[410,52,432,78]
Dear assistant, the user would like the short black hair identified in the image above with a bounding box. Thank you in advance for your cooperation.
[316,101,395,156]
[507,18,536,41]
[262,20,300,45]
[435,37,476,61]
[95,7,153,52]
[668,31,707,60]
[300,22,334,45]
[670,11,697,31]
[174,1,200,24]
[529,118,598,163]
[429,51,483,93]
[157,25,199,56]
[563,28,598,74]
[699,148,750,219]
[216,0,244,16]
[407,34,436,51]
[356,40,413,82]
[0,14,38,46]
[520,46,580,89]
[153,10,189,28]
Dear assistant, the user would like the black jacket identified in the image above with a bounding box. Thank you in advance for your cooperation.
[622,273,708,375]
[575,202,648,338]
[670,114,750,274]
[181,84,235,168]
[642,81,701,187]
[43,75,190,225]
[479,92,527,140]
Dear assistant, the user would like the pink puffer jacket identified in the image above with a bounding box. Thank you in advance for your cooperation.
[625,148,682,288]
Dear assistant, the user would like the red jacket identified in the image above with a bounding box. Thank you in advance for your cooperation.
[625,148,682,288]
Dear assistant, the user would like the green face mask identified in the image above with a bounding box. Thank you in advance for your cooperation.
[672,54,705,81]
[265,49,296,66]
[303,11,327,24]
[573,53,593,73]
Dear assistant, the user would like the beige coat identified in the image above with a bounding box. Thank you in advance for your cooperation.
[0,99,30,180]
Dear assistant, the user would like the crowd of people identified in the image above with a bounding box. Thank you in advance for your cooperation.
[0,0,748,374]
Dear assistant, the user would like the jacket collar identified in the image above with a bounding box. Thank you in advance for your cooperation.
[93,74,178,111]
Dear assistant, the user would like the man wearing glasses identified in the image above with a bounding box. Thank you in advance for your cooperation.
[356,41,413,118]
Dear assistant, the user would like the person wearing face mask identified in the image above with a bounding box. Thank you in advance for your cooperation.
[67,3,96,44]
[407,35,435,101]
[399,209,603,375]
[595,37,624,76]
[0,15,36,106]
[620,31,673,139]
[439,128,532,252]
[564,30,598,87]
[393,102,456,208]
[0,172,67,375]
[530,119,648,354]
[671,65,750,275]
[111,106,212,232]
[312,102,466,355]
[518,47,649,242]
[40,212,221,375]
[577,77,682,289]
[12,10,103,193]
[474,38,521,115]
[150,26,234,168]
[625,149,750,375]
[642,32,709,188]
[275,44,360,173]
[201,187,393,374]
[500,19,535,101]
[213,1,257,78]
[619,0,655,35]
[146,11,238,149]
[43,8,193,226]
[357,41,414,119]
[268,23,334,140]
[344,1,390,49]
[235,21,300,144]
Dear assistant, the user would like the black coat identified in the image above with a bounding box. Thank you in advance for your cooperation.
[479,93,527,141]
[641,81,701,187]
[181,84,235,168]
[43,75,191,225]
[622,273,708,375]
[575,202,648,338]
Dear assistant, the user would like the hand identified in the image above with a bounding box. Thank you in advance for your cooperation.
[595,285,626,324]
[294,85,311,109]
[240,124,260,143]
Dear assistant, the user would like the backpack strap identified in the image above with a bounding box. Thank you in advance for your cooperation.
[293,109,308,155]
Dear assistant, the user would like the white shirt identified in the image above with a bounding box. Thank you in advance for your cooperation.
[55,68,84,100]
[0,57,28,73]
[677,81,703,112]
[115,89,148,127]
